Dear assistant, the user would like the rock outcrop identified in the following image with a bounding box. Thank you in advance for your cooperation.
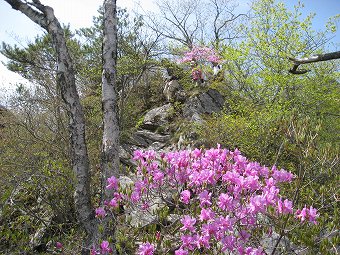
[182,88,225,122]
[141,103,172,131]
[120,88,225,166]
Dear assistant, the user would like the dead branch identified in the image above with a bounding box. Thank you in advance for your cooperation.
[289,51,340,74]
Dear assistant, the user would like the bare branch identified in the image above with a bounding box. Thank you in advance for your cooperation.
[289,51,340,74]
[289,51,340,64]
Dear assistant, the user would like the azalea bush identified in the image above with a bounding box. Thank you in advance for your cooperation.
[178,46,221,64]
[93,146,318,254]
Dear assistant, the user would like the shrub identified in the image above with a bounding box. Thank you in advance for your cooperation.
[93,146,318,254]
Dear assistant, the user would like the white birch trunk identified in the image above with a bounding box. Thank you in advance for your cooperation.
[101,0,120,200]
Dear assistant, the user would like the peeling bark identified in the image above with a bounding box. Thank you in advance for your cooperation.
[97,2,120,253]
[101,0,120,202]
[4,0,95,253]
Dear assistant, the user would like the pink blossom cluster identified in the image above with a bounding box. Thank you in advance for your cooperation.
[94,176,123,216]
[178,46,221,63]
[295,205,319,224]
[92,176,125,254]
[90,240,113,255]
[137,242,155,255]
[96,146,318,255]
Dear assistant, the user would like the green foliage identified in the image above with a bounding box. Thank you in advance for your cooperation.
[161,58,192,89]
[0,137,75,253]
[222,0,339,105]
[194,0,339,252]
[0,81,75,253]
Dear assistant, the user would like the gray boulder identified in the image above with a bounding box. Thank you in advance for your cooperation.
[183,88,224,122]
[141,103,172,131]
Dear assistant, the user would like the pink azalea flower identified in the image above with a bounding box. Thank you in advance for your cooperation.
[308,206,318,224]
[216,216,233,232]
[188,171,201,186]
[181,234,195,249]
[249,195,266,213]
[130,191,141,203]
[199,190,212,207]
[221,235,236,252]
[95,207,106,218]
[175,248,188,255]
[222,171,240,183]
[137,242,155,255]
[100,240,112,254]
[153,170,164,185]
[133,149,145,161]
[180,190,191,204]
[296,206,308,222]
[259,166,270,177]
[218,193,233,210]
[134,180,144,193]
[199,208,215,221]
[272,167,294,182]
[196,233,211,249]
[283,199,293,214]
[277,199,293,214]
[106,176,118,190]
[263,186,279,205]
[245,175,260,190]
[180,215,196,232]
[245,246,265,255]
[201,222,218,238]
[109,198,118,208]
[265,177,276,187]
[192,148,202,158]
[144,150,156,160]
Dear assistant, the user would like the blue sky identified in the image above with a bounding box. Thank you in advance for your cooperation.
[0,0,339,102]
[286,0,339,47]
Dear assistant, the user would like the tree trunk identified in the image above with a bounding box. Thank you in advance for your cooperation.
[4,0,95,253]
[99,1,119,254]
[101,0,120,201]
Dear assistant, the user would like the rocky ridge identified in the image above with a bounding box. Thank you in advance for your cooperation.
[119,88,225,167]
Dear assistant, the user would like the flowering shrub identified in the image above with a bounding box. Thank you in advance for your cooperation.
[95,146,318,254]
[178,46,221,63]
